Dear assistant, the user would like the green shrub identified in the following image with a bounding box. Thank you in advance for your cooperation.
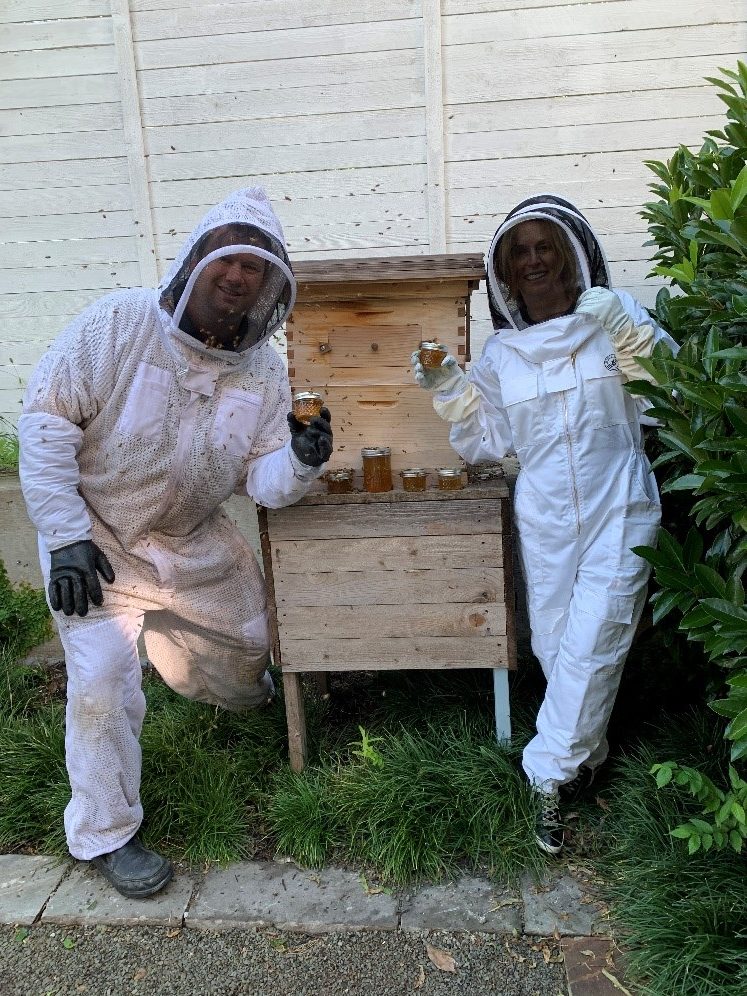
[0,560,52,658]
[629,63,747,850]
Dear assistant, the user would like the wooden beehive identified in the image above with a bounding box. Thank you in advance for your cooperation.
[286,254,484,473]
[260,254,516,771]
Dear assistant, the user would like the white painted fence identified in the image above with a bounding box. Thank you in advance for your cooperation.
[1,0,744,422]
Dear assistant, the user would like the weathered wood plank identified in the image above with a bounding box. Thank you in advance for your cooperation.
[0,262,140,295]
[0,74,119,110]
[280,636,511,670]
[0,236,137,269]
[0,45,117,81]
[272,534,502,574]
[1,1,109,23]
[135,18,422,72]
[275,567,503,607]
[292,254,484,284]
[131,0,420,35]
[267,498,505,541]
[0,16,113,51]
[278,603,506,639]
[443,0,744,43]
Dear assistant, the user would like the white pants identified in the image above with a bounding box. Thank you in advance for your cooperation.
[57,606,273,860]
[519,502,658,793]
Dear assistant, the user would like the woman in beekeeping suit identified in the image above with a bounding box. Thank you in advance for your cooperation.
[19,188,333,897]
[412,194,677,854]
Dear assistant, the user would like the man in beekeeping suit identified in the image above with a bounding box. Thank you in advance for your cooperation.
[412,194,677,854]
[18,188,332,897]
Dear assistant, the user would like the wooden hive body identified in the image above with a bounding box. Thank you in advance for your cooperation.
[287,254,484,473]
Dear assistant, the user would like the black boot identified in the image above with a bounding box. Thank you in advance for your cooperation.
[91,836,173,898]
[559,765,597,805]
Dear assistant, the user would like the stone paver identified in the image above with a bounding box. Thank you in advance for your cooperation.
[400,876,521,933]
[187,861,399,933]
[521,872,608,936]
[562,936,629,995]
[0,856,70,926]
[42,863,195,927]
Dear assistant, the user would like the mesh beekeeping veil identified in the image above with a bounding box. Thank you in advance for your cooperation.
[159,187,296,352]
[485,194,611,331]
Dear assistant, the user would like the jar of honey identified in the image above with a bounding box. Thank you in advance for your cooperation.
[419,340,448,369]
[292,390,324,424]
[400,468,427,492]
[437,467,464,491]
[326,468,354,494]
[361,446,393,493]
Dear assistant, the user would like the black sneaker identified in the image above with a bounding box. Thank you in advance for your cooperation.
[559,765,596,805]
[533,790,564,855]
[90,836,173,898]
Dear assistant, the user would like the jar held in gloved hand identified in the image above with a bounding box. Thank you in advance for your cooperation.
[288,406,333,467]
[48,540,116,617]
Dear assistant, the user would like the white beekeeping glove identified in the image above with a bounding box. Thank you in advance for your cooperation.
[410,351,481,422]
[575,287,658,384]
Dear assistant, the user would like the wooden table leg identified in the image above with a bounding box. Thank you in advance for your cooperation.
[283,671,308,772]
[493,668,511,745]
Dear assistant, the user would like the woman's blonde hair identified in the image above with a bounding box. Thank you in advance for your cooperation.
[495,220,579,303]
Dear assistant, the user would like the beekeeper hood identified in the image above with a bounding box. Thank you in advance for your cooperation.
[159,187,296,355]
[485,194,611,331]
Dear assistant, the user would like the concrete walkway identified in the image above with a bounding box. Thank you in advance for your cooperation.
[1,855,630,994]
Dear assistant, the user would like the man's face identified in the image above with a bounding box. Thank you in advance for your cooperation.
[185,228,267,332]
[508,221,564,302]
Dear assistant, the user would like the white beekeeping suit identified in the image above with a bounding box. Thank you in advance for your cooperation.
[424,195,677,800]
[19,188,325,862]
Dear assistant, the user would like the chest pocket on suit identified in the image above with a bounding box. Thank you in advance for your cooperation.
[211,389,263,459]
[501,373,539,450]
[116,362,173,441]
[578,347,632,428]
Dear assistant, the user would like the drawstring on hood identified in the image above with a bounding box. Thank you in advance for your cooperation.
[158,187,296,357]
[485,195,611,332]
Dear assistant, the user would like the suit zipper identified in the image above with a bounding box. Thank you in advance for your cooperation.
[562,353,581,535]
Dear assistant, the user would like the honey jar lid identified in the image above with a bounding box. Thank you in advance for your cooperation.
[419,340,447,350]
[361,446,391,457]
[436,467,463,477]
[327,468,353,480]
[400,468,426,477]
[293,389,323,401]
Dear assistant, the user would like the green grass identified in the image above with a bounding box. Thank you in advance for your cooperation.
[0,430,19,472]
[592,714,747,996]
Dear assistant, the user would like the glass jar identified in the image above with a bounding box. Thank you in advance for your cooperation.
[292,390,324,424]
[361,446,393,493]
[419,340,448,369]
[326,468,354,494]
[437,467,464,491]
[400,468,427,492]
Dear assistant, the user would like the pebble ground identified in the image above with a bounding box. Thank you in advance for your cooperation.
[1,923,567,996]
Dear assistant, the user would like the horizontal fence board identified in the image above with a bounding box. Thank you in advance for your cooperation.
[444,52,744,105]
[446,115,720,163]
[132,0,420,38]
[0,157,130,191]
[0,184,133,218]
[446,85,723,134]
[0,236,138,269]
[1,45,117,81]
[266,499,504,541]
[147,135,425,183]
[445,0,616,11]
[0,129,127,165]
[279,636,510,670]
[135,19,422,72]
[0,289,106,319]
[2,210,135,242]
[272,533,502,574]
[138,50,422,99]
[148,165,429,210]
[443,0,744,44]
[0,73,119,110]
[0,16,113,52]
[0,262,140,295]
[275,567,504,607]
[0,1,109,23]
[145,107,424,155]
[0,102,123,138]
[278,602,506,639]
[141,79,424,128]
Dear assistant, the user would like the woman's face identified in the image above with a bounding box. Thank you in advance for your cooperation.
[508,221,565,303]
